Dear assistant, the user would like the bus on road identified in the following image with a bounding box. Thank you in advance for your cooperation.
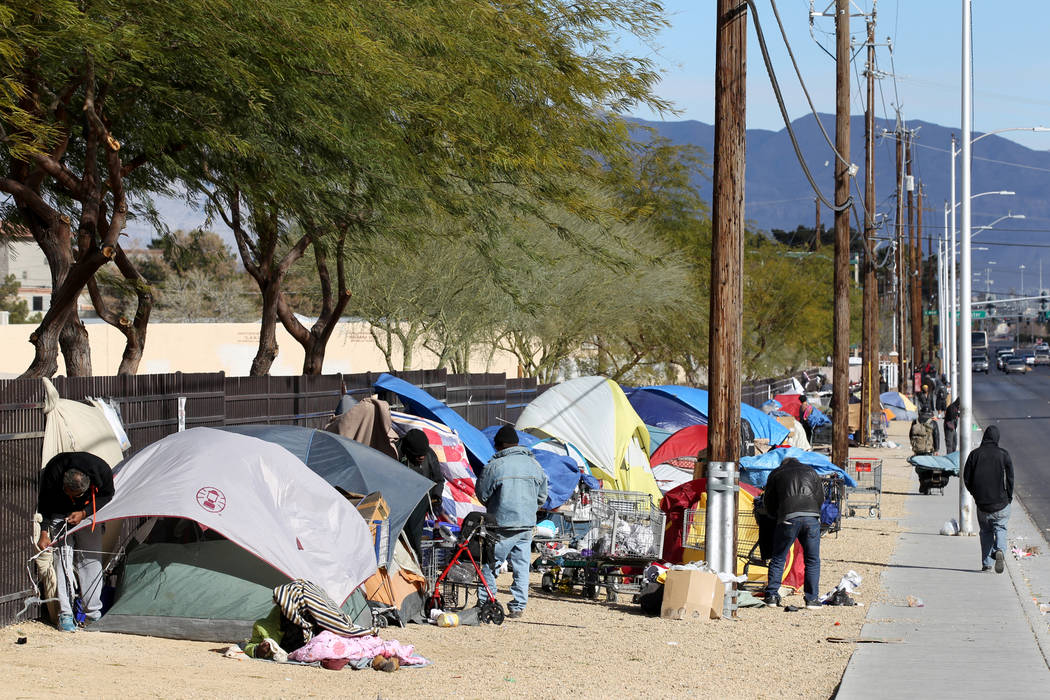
[972,330,988,353]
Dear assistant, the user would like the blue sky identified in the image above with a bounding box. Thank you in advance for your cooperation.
[622,1,1050,150]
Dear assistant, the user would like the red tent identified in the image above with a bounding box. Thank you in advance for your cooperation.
[774,393,804,420]
[659,479,805,592]
[649,424,709,467]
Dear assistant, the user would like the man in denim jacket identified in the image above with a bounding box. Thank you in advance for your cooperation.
[476,425,548,618]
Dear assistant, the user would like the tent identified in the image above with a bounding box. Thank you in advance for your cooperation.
[651,461,696,493]
[649,425,709,467]
[659,479,805,591]
[636,385,790,445]
[739,447,857,489]
[221,425,434,566]
[516,376,661,500]
[480,426,599,509]
[880,391,918,420]
[375,373,493,469]
[624,387,707,432]
[389,411,485,525]
[78,428,376,641]
[773,393,831,428]
[646,424,674,453]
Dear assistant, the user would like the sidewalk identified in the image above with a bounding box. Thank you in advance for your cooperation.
[836,433,1050,698]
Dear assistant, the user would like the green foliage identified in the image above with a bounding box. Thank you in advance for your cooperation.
[0,273,37,323]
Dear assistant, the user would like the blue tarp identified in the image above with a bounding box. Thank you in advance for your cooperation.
[646,425,674,452]
[637,385,791,445]
[738,447,857,489]
[908,452,960,475]
[374,373,493,468]
[481,426,600,509]
[624,387,708,432]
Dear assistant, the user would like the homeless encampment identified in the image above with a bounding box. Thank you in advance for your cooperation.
[78,428,377,642]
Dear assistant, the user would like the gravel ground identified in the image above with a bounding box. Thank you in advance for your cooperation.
[0,422,922,700]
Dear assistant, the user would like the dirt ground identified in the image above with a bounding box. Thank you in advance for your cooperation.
[0,423,920,700]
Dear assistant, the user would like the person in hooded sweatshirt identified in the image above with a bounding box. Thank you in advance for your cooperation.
[396,429,445,559]
[475,426,548,618]
[963,425,1014,573]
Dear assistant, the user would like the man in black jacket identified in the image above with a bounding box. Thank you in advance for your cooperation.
[37,452,115,631]
[761,457,824,609]
[963,425,1014,573]
[397,429,445,560]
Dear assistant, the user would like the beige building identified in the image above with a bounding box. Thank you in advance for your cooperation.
[0,320,521,378]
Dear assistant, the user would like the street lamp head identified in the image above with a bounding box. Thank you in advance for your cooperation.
[1010,213,1026,219]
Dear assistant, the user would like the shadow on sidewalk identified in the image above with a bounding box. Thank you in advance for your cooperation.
[827,558,977,574]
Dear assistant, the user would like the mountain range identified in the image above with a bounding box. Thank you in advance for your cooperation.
[637,115,1050,294]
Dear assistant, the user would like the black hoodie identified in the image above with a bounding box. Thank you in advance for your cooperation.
[963,425,1014,513]
[37,451,115,521]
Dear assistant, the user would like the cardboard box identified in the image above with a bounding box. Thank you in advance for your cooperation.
[661,569,724,621]
[354,492,390,562]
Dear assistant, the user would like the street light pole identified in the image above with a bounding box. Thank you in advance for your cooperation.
[959,0,976,535]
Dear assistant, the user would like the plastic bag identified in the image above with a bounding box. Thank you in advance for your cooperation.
[939,518,959,536]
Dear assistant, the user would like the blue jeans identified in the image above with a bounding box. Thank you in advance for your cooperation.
[764,516,821,603]
[479,528,532,612]
[977,504,1011,568]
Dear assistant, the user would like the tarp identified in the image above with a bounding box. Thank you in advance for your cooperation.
[375,373,493,469]
[389,411,485,525]
[635,386,790,445]
[41,377,125,469]
[516,376,660,500]
[651,461,696,493]
[880,391,918,412]
[649,425,709,467]
[773,414,811,451]
[773,393,831,428]
[738,447,857,489]
[659,479,805,591]
[480,426,599,509]
[908,452,960,475]
[73,428,377,606]
[221,425,435,566]
[324,395,399,458]
[646,424,674,452]
[625,387,707,432]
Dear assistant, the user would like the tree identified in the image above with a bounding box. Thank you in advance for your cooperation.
[0,273,39,323]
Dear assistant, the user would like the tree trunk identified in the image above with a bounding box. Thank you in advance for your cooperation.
[252,279,281,376]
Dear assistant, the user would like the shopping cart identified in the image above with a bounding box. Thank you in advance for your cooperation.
[419,514,505,624]
[845,457,882,518]
[821,474,846,534]
[681,505,765,592]
[535,490,664,604]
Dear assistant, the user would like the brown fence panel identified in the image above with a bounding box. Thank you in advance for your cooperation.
[446,373,507,428]
[505,377,539,424]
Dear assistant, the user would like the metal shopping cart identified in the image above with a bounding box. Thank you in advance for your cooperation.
[845,457,883,518]
[681,505,766,592]
[821,474,846,534]
[419,514,506,624]
[534,490,664,604]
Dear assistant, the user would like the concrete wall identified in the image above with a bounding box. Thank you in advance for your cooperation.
[0,239,52,313]
[0,320,521,378]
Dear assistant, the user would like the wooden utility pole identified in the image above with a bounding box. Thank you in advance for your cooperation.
[860,5,878,445]
[814,198,822,251]
[924,189,936,360]
[908,135,921,373]
[705,0,745,470]
[831,0,851,466]
[895,126,906,389]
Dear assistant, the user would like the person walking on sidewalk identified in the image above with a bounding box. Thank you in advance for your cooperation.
[963,425,1014,573]
[761,457,824,609]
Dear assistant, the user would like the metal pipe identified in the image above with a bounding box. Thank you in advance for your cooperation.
[959,0,977,535]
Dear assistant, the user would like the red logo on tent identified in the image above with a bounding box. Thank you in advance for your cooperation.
[196,487,227,513]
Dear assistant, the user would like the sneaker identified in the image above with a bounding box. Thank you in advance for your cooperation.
[506,608,524,619]
[994,549,1005,574]
[805,600,823,610]
[763,593,781,608]
[57,614,76,632]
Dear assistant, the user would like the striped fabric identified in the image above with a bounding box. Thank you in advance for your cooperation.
[390,411,485,526]
[273,580,372,642]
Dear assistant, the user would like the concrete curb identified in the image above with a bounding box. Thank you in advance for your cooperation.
[1004,495,1050,670]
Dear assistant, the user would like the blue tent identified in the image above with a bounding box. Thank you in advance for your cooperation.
[646,425,674,452]
[636,385,790,445]
[624,387,707,432]
[374,373,493,468]
[738,447,857,489]
[480,426,599,509]
[221,425,435,565]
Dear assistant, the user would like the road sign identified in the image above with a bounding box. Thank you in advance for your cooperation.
[924,309,937,316]
[972,310,987,319]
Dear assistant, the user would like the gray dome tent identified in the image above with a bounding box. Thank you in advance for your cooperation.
[222,424,435,566]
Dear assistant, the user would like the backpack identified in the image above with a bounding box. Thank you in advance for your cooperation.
[910,420,934,455]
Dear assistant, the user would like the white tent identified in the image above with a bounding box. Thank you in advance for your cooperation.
[73,427,377,606]
[516,376,660,500]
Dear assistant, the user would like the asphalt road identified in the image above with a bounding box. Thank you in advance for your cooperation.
[971,361,1050,538]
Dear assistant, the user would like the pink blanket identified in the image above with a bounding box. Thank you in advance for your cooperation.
[288,631,428,666]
